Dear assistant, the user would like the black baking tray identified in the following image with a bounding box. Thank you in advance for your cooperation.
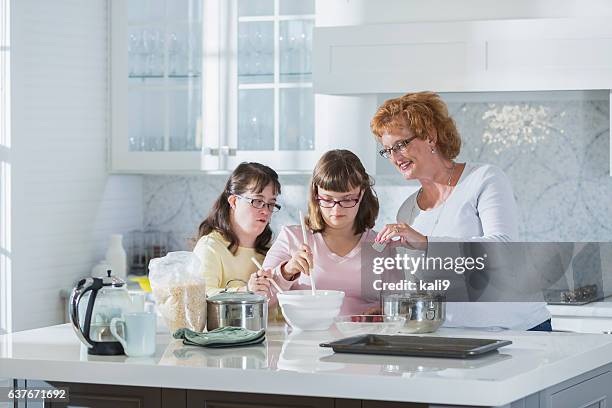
[319,334,512,358]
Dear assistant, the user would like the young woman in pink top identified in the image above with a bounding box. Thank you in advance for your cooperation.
[259,149,380,315]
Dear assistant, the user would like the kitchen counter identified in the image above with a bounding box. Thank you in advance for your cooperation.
[548,301,612,333]
[1,323,612,407]
[548,301,612,318]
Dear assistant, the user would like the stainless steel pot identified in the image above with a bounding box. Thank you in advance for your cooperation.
[382,293,445,333]
[207,280,268,331]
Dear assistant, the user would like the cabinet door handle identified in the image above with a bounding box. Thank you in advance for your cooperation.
[220,146,237,156]
[202,147,237,156]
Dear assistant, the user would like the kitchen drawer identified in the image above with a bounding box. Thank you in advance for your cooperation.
[45,382,162,408]
[548,370,611,408]
[186,390,334,408]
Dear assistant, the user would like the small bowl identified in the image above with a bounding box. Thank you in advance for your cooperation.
[277,290,345,331]
[334,315,406,336]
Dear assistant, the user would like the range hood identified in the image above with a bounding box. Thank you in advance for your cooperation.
[313,17,612,94]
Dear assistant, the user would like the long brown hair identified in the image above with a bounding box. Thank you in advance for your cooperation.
[306,150,379,235]
[197,162,281,255]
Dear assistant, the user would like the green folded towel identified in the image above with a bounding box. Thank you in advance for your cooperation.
[173,326,265,348]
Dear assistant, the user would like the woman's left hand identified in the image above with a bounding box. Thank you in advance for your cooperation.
[247,268,273,297]
[375,223,428,251]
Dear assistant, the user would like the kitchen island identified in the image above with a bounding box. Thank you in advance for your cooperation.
[1,323,612,407]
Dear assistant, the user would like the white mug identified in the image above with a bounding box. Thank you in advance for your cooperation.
[110,312,156,357]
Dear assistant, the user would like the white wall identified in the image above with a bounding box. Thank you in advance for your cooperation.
[9,0,143,332]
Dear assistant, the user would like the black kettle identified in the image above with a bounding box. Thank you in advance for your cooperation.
[69,271,132,355]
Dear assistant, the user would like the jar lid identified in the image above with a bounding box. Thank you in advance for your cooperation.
[207,291,267,304]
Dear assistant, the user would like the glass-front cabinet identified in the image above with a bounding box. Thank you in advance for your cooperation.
[110,0,320,172]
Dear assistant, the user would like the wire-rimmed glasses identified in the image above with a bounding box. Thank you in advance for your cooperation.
[235,195,281,212]
[378,135,418,159]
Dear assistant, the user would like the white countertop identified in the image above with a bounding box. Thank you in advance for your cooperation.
[2,323,612,406]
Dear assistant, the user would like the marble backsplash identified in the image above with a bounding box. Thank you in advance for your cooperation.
[144,92,611,251]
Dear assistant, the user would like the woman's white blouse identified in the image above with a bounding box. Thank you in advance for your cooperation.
[397,162,551,330]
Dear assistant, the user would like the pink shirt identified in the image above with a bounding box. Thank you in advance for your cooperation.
[262,225,379,315]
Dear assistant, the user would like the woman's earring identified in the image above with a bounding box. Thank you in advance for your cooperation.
[431,148,436,154]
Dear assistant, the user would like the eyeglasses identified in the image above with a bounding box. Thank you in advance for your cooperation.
[316,195,361,208]
[378,136,418,159]
[235,195,281,212]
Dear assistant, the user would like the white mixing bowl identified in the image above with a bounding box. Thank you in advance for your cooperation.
[277,290,345,331]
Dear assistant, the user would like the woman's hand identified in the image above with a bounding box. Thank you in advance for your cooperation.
[375,223,428,251]
[281,243,313,279]
[247,268,273,297]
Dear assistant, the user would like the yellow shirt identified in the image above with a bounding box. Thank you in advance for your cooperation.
[193,231,265,296]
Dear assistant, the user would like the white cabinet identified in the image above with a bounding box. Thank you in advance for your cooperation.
[226,0,323,172]
[110,0,321,173]
[313,17,612,94]
[111,0,206,172]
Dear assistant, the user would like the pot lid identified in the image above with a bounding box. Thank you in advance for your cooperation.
[208,291,266,304]
[383,292,445,301]
[100,270,125,287]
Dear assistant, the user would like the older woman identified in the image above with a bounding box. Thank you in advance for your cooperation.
[371,91,551,331]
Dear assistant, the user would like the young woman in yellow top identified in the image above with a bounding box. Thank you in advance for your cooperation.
[193,162,281,296]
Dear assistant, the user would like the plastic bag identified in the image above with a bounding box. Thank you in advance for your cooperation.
[149,251,207,332]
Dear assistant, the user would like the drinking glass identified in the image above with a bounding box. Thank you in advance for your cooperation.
[238,89,274,150]
[280,88,314,150]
